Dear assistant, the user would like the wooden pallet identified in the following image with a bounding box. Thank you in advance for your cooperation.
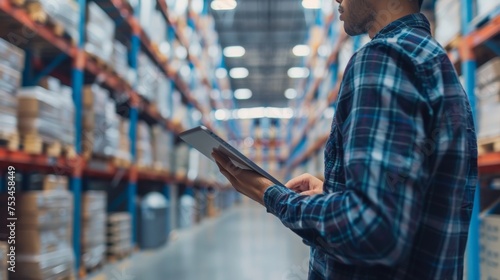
[25,2,73,42]
[107,249,132,263]
[79,260,105,279]
[478,137,500,155]
[0,132,19,151]
[85,51,113,72]
[113,157,132,169]
[20,134,75,158]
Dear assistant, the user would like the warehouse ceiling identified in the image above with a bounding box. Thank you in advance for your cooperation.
[211,0,309,108]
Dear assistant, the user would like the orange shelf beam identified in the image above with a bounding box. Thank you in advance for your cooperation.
[478,152,500,175]
[0,149,78,175]
[0,0,76,56]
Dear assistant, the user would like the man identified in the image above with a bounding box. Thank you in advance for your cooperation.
[212,0,478,278]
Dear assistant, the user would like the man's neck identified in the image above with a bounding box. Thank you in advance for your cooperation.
[367,7,420,38]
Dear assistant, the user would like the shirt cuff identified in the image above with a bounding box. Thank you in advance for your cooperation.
[263,185,295,216]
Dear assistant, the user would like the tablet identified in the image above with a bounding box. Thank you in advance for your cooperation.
[179,126,285,187]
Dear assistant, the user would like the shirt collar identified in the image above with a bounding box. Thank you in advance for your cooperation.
[373,13,431,39]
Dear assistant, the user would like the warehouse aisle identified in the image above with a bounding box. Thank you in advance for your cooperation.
[92,201,310,280]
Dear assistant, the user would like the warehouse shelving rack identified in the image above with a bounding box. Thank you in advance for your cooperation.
[284,1,500,279]
[0,0,237,276]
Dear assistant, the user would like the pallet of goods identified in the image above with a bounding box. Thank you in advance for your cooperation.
[80,191,107,277]
[480,201,500,278]
[107,213,133,262]
[82,84,131,167]
[0,242,7,280]
[434,0,461,49]
[24,0,79,43]
[17,79,76,158]
[152,125,173,173]
[137,121,154,171]
[476,57,500,155]
[85,2,115,67]
[0,189,76,280]
[0,38,24,151]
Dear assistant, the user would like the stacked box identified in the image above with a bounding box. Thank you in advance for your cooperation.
[156,74,172,119]
[476,58,500,139]
[480,202,500,279]
[152,126,173,172]
[11,191,75,280]
[17,86,75,146]
[116,117,131,164]
[172,143,190,179]
[0,38,25,138]
[137,122,153,168]
[27,174,68,191]
[112,40,129,80]
[26,0,79,41]
[0,242,7,280]
[82,85,121,159]
[81,191,107,270]
[477,0,500,17]
[137,53,160,101]
[434,0,461,46]
[85,2,115,63]
[107,213,132,258]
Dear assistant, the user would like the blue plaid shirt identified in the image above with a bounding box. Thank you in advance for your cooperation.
[264,13,477,279]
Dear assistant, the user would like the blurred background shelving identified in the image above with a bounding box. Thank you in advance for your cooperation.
[0,0,499,279]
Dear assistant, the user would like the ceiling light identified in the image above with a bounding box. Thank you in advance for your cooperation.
[234,89,252,100]
[285,88,298,99]
[215,109,230,120]
[293,45,310,57]
[215,68,227,79]
[223,46,246,57]
[288,67,310,78]
[229,67,249,79]
[302,0,321,9]
[211,0,237,11]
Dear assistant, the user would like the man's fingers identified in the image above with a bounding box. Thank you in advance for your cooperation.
[285,173,312,189]
[300,190,319,196]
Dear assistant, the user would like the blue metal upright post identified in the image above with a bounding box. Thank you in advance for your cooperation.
[70,0,87,271]
[127,5,141,245]
[461,0,479,279]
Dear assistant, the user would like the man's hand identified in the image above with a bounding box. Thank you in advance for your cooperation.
[286,173,324,196]
[211,150,274,206]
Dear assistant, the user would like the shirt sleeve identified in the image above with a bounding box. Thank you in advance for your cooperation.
[264,42,430,266]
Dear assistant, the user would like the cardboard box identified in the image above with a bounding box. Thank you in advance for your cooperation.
[0,37,25,71]
[12,248,74,280]
[477,58,500,89]
[17,228,70,255]
[17,191,73,213]
[82,191,107,217]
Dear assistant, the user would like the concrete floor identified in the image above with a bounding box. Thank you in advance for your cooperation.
[90,200,310,280]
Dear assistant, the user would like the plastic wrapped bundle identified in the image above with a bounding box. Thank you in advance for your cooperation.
[17,86,75,145]
[116,117,131,164]
[93,99,119,157]
[81,191,107,270]
[0,90,18,137]
[172,143,190,179]
[85,2,115,63]
[0,63,22,95]
[137,53,160,101]
[26,0,79,41]
[0,37,25,71]
[152,126,173,171]
[137,121,153,168]
[156,74,172,119]
[112,40,129,79]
